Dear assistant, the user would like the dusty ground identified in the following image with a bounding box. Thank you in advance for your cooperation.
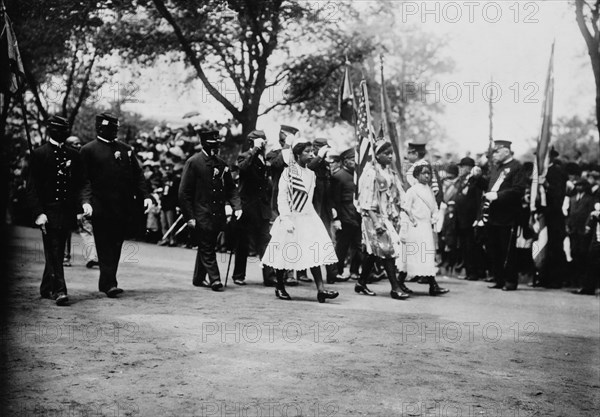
[1,226,599,416]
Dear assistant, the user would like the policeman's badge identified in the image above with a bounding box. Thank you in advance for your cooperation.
[213,167,220,178]
[66,160,72,168]
[114,151,122,160]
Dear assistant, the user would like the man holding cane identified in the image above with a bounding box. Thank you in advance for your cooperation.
[27,115,89,306]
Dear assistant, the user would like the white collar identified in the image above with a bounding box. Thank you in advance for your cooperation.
[97,136,113,144]
[48,138,63,148]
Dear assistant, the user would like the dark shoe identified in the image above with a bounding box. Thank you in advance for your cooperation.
[354,283,376,296]
[86,260,99,268]
[572,288,595,295]
[106,287,123,298]
[211,282,224,292]
[193,279,210,287]
[233,278,246,286]
[488,283,504,289]
[408,276,420,282]
[484,277,495,283]
[466,275,479,281]
[390,290,409,300]
[317,290,339,303]
[55,293,69,306]
[349,273,360,281]
[275,288,292,300]
[297,274,312,283]
[285,276,299,286]
[429,284,449,296]
[502,285,517,291]
[263,279,277,287]
[335,274,350,282]
[157,239,169,246]
[63,260,72,267]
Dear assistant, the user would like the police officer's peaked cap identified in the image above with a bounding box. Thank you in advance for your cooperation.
[47,115,69,129]
[313,138,329,147]
[247,130,266,140]
[407,142,427,152]
[95,112,119,130]
[340,148,354,161]
[199,130,222,143]
[280,125,299,135]
[493,140,512,150]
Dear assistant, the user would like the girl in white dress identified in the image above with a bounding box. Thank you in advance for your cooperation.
[263,140,339,303]
[404,164,449,296]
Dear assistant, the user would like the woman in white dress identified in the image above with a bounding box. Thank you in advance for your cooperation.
[404,164,449,296]
[262,140,339,303]
[355,141,410,300]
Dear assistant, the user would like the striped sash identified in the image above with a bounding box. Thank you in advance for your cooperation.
[288,163,309,212]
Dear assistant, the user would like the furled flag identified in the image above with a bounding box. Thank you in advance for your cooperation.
[380,55,404,182]
[354,80,376,196]
[338,63,355,124]
[530,42,555,270]
[0,1,25,96]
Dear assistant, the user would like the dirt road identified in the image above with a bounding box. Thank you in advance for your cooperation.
[2,226,599,416]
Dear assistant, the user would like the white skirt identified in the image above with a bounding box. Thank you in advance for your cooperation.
[263,211,338,270]
[404,219,438,277]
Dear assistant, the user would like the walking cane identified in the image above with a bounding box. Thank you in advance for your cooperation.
[162,214,184,241]
[223,215,238,288]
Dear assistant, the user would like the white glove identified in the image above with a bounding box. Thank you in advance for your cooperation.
[82,203,93,217]
[35,214,48,226]
[331,208,337,219]
[253,138,265,149]
[187,219,197,228]
[484,192,498,202]
[234,209,243,220]
[317,146,329,159]
[332,220,342,231]
[144,198,153,214]
[470,166,482,177]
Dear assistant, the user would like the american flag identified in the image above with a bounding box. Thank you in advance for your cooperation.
[354,80,375,196]
[530,42,554,270]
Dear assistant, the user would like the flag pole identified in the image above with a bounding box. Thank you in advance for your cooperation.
[487,75,494,163]
[379,53,404,182]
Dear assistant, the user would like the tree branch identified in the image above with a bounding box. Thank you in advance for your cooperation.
[61,44,79,117]
[151,0,242,120]
[68,51,97,129]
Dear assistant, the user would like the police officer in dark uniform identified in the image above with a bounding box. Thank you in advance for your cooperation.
[80,113,152,298]
[27,115,89,306]
[179,130,242,292]
[330,148,361,280]
[231,130,275,286]
[484,140,527,291]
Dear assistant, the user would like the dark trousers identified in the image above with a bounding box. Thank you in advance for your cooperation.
[539,215,566,288]
[233,214,272,282]
[486,224,518,287]
[92,217,126,293]
[40,227,69,297]
[335,222,362,275]
[458,227,485,278]
[569,233,588,287]
[582,240,600,292]
[193,227,221,285]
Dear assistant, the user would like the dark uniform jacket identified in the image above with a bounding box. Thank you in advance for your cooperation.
[307,155,333,224]
[453,173,486,229]
[26,142,88,229]
[236,148,272,221]
[545,161,568,215]
[486,158,527,226]
[178,151,241,231]
[330,167,360,227]
[80,139,149,224]
[265,148,287,217]
[568,193,596,236]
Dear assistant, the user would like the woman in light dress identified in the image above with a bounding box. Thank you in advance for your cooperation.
[404,164,449,296]
[262,140,339,303]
